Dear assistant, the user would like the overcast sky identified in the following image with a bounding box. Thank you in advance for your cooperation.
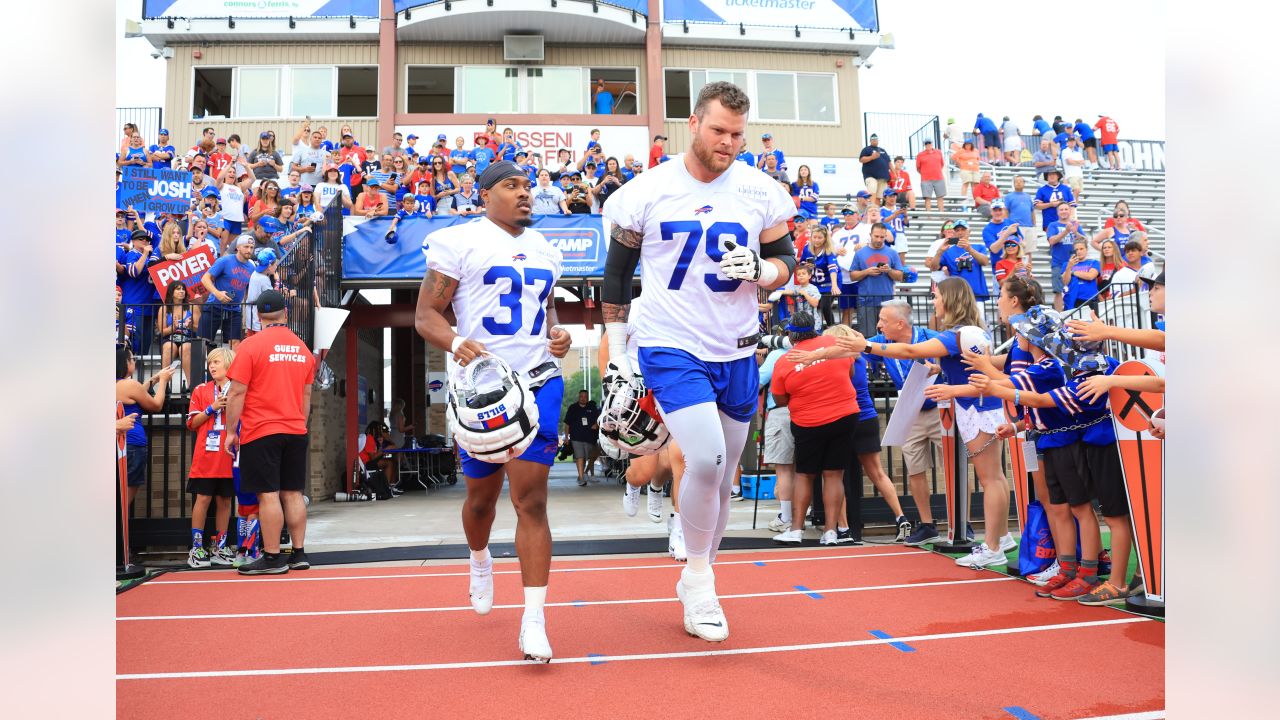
[116,0,1165,139]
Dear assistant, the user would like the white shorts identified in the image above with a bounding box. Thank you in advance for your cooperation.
[1003,136,1023,153]
[763,406,795,465]
[955,403,1004,444]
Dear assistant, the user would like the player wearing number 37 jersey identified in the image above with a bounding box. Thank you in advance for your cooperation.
[601,81,801,643]
[415,161,572,664]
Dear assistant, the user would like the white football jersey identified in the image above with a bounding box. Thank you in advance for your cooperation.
[423,217,563,378]
[602,158,795,362]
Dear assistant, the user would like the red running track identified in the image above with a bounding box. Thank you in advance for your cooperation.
[117,546,1164,720]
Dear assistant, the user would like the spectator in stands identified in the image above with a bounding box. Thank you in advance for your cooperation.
[1004,175,1038,261]
[188,162,214,199]
[481,119,502,150]
[1032,114,1054,145]
[629,159,645,178]
[933,218,991,310]
[915,139,947,212]
[1001,116,1022,165]
[279,169,302,200]
[1061,135,1086,198]
[158,281,198,385]
[470,137,495,176]
[791,165,820,217]
[800,225,841,327]
[770,262,822,331]
[1094,115,1121,170]
[295,186,319,220]
[497,128,522,162]
[592,78,615,114]
[974,113,1001,164]
[889,156,915,210]
[761,152,789,184]
[201,235,257,348]
[756,133,786,171]
[196,189,228,251]
[426,154,460,209]
[248,180,283,229]
[184,346,237,568]
[1033,139,1056,181]
[1110,240,1148,287]
[215,165,253,238]
[993,238,1031,285]
[244,246,281,337]
[769,314,865,545]
[246,131,283,181]
[982,199,1021,270]
[1034,169,1075,230]
[114,209,132,246]
[430,134,451,162]
[148,129,175,169]
[736,144,755,168]
[849,223,904,334]
[291,128,327,187]
[591,157,627,207]
[972,172,1001,218]
[1061,239,1101,310]
[954,141,981,202]
[157,221,186,262]
[448,137,472,177]
[1074,118,1100,169]
[1095,238,1122,298]
[876,189,909,253]
[648,134,667,168]
[858,134,892,201]
[450,173,485,216]
[564,172,592,214]
[381,132,406,158]
[944,117,963,165]
[186,218,216,256]
[317,165,353,213]
[116,346,177,507]
[354,178,388,218]
[188,126,216,160]
[563,391,601,486]
[207,138,233,181]
[817,203,841,231]
[513,150,539,182]
[1045,203,1090,310]
[531,169,569,215]
[120,229,161,354]
[1102,199,1147,235]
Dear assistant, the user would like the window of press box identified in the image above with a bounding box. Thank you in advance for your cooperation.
[588,68,639,114]
[337,67,378,116]
[192,67,232,119]
[664,69,691,119]
[406,66,454,113]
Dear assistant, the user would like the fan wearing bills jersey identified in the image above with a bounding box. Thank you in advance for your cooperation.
[600,82,798,643]
[415,161,572,663]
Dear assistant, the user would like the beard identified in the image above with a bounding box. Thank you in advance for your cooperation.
[690,132,734,175]
[516,217,534,228]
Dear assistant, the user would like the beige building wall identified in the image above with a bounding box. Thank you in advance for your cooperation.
[163,42,380,152]
[660,47,862,158]
[396,44,648,114]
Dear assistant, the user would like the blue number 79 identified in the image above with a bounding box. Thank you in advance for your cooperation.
[659,220,746,292]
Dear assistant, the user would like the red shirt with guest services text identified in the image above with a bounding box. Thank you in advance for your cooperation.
[769,335,859,428]
[227,325,316,444]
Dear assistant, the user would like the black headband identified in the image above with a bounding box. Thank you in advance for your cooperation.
[477,160,525,190]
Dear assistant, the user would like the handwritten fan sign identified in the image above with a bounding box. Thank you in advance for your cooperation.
[147,245,216,298]
[120,166,194,214]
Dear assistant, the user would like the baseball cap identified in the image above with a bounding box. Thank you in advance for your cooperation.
[486,118,496,124]
[953,218,970,229]
[632,161,643,168]
[254,247,279,273]
[840,207,855,215]
[761,133,772,140]
[855,190,871,199]
[406,134,418,140]
[653,134,667,141]
[259,131,271,139]
[882,188,897,196]
[234,234,255,247]
[515,149,528,157]
[794,209,812,220]
[258,216,284,234]
[1003,238,1021,248]
[201,186,219,198]
[342,132,353,138]
[990,199,1006,210]
[324,163,339,172]
[237,167,252,178]
[158,128,169,136]
[869,133,879,140]
[436,133,447,140]
[216,137,226,144]
[300,184,314,193]
[585,160,597,167]
[923,139,934,145]
[569,171,582,178]
[130,229,151,242]
[255,289,288,314]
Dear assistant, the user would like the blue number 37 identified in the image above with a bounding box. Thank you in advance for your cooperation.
[481,266,555,336]
[659,220,747,292]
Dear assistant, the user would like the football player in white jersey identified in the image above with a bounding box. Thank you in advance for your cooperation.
[600,82,799,642]
[415,161,572,662]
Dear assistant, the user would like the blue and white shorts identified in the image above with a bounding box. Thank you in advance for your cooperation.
[638,347,758,424]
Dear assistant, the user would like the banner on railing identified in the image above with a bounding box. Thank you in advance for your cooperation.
[119,167,193,214]
[144,1,378,19]
[147,245,216,298]
[663,0,878,31]
[342,214,609,280]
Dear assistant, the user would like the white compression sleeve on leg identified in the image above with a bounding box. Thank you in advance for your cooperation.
[710,411,751,564]
[661,403,728,561]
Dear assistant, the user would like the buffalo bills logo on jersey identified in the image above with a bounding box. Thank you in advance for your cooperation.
[511,253,527,262]
[694,205,714,215]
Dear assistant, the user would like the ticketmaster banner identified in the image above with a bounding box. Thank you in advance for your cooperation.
[143,0,378,18]
[662,0,878,31]
[343,214,609,280]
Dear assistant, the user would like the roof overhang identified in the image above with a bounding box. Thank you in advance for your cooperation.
[662,22,883,57]
[137,16,379,47]
[397,0,647,44]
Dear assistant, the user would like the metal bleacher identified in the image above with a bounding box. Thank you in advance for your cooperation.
[819,165,1167,298]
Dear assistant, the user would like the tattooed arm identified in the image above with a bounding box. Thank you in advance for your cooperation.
[415,269,487,366]
[601,224,643,374]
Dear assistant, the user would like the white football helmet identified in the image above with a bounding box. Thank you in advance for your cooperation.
[600,375,669,456]
[447,355,540,464]
[598,427,628,460]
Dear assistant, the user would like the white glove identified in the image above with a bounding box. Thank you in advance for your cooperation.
[719,240,779,285]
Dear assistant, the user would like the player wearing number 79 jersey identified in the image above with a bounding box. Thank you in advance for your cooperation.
[415,161,572,664]
[601,81,798,643]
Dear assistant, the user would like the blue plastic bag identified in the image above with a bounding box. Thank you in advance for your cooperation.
[1018,501,1056,575]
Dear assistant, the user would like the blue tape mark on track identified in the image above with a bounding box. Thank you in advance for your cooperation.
[753,561,767,566]
[572,600,586,607]
[1001,707,1041,720]
[587,653,606,666]
[793,585,823,599]
[868,629,916,652]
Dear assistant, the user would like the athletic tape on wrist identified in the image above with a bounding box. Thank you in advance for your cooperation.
[450,335,464,354]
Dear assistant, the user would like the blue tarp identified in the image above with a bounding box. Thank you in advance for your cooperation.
[343,214,609,280]
[394,0,648,14]
[144,1,380,18]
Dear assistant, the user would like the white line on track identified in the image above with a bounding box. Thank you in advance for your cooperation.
[118,576,1015,621]
[116,616,1150,680]
[137,549,931,586]
[1073,713,1165,720]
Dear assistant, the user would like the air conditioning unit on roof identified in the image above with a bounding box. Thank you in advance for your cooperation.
[504,35,544,62]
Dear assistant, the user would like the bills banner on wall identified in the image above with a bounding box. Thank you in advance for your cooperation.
[663,0,878,31]
[343,215,608,280]
[147,245,216,298]
[144,1,378,18]
[119,167,193,214]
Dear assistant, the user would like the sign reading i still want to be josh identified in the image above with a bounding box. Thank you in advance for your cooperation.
[119,167,194,214]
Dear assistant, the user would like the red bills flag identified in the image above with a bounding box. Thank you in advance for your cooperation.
[147,245,216,298]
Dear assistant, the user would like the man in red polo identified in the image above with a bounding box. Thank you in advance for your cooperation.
[224,290,316,575]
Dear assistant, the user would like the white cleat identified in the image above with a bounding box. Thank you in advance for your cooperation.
[623,483,641,517]
[773,528,803,545]
[676,569,729,642]
[646,486,664,523]
[519,616,553,663]
[469,560,494,615]
[668,522,687,562]
[767,513,791,533]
